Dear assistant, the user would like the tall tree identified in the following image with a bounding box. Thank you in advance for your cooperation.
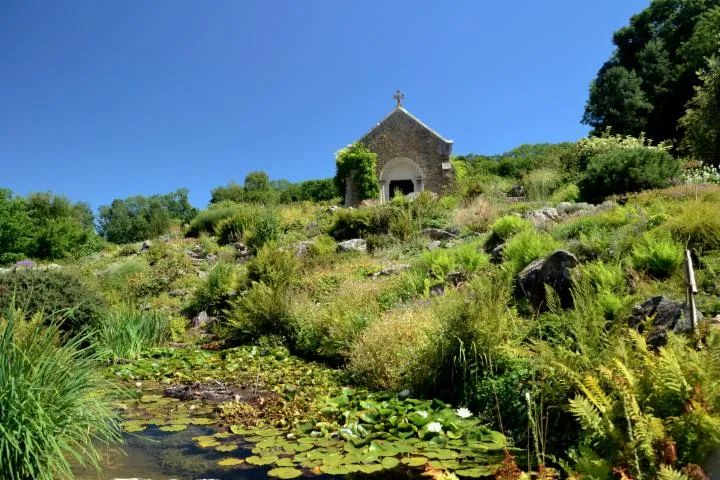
[680,55,720,164]
[583,0,720,145]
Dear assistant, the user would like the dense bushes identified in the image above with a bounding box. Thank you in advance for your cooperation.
[98,189,196,243]
[578,147,681,203]
[630,233,684,278]
[186,262,237,317]
[0,268,105,332]
[186,202,242,237]
[0,189,104,263]
[502,230,561,275]
[214,204,281,252]
[0,309,120,479]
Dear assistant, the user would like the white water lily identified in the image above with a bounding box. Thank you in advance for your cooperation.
[416,410,428,418]
[426,421,443,433]
[339,427,356,437]
[455,407,473,419]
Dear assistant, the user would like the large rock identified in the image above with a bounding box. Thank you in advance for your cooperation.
[628,296,702,348]
[336,239,367,253]
[507,184,526,198]
[490,243,505,264]
[524,207,562,226]
[422,228,457,241]
[518,250,579,310]
[294,241,314,258]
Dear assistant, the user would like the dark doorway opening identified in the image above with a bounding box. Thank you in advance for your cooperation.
[389,180,415,198]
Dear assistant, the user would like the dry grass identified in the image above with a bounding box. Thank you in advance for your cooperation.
[348,303,439,390]
[453,195,500,232]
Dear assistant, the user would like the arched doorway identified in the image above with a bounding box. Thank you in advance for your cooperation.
[379,157,423,202]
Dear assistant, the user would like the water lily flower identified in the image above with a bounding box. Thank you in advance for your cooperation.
[339,428,356,438]
[427,421,443,433]
[416,410,428,418]
[455,407,473,419]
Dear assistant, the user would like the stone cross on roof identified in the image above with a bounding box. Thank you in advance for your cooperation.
[393,89,404,107]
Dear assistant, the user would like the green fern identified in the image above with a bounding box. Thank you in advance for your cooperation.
[569,395,605,437]
[657,465,689,480]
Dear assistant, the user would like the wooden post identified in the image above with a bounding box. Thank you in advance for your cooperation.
[685,249,698,334]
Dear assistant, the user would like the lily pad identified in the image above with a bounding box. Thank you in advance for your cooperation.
[215,444,238,452]
[267,467,303,479]
[217,457,245,467]
[159,424,188,432]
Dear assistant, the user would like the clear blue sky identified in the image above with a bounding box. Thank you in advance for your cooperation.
[1,0,649,208]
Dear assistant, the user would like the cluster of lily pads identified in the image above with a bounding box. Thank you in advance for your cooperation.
[118,393,216,433]
[208,389,514,478]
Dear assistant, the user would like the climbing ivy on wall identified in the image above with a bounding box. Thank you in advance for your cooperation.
[334,143,380,203]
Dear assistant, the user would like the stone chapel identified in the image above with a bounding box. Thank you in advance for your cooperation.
[345,91,455,206]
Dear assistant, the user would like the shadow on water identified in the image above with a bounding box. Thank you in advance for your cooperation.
[74,425,343,480]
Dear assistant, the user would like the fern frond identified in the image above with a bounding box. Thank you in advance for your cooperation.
[656,347,690,397]
[657,464,689,480]
[569,394,605,437]
[580,374,612,413]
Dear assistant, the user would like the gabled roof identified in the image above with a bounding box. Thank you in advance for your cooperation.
[359,106,454,145]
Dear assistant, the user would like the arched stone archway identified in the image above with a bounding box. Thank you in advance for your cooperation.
[379,157,424,202]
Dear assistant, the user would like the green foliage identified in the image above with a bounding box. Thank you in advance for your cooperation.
[98,188,196,243]
[453,143,573,179]
[502,230,561,276]
[630,233,684,278]
[328,207,389,240]
[0,189,103,263]
[550,183,580,203]
[680,55,720,165]
[0,308,120,479]
[0,268,105,332]
[664,201,720,252]
[490,215,533,242]
[246,244,299,289]
[127,248,192,299]
[92,305,171,362]
[186,202,243,237]
[102,258,148,292]
[214,205,281,252]
[334,143,380,203]
[583,1,720,144]
[579,147,681,203]
[186,262,237,317]
[522,168,562,201]
[561,131,672,174]
[278,178,340,203]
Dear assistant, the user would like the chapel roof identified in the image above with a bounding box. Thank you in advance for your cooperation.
[359,106,454,145]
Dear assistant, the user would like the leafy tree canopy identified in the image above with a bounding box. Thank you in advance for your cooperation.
[97,188,197,244]
[334,143,380,203]
[583,0,720,145]
[211,173,339,205]
[681,55,720,164]
[0,189,104,264]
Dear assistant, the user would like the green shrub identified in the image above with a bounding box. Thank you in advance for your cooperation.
[102,258,148,292]
[502,230,562,275]
[246,244,299,289]
[630,232,684,278]
[388,208,415,240]
[0,309,120,479]
[308,235,336,258]
[582,261,626,293]
[186,202,241,237]
[215,215,247,245]
[522,168,562,201]
[578,147,682,203]
[0,268,105,333]
[229,281,294,343]
[186,262,237,317]
[550,183,580,203]
[409,191,452,229]
[92,306,170,362]
[127,249,192,299]
[244,209,281,253]
[664,201,720,252]
[490,215,533,242]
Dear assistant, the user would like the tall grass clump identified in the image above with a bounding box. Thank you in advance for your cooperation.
[92,306,170,362]
[0,308,120,479]
[664,201,720,252]
[522,168,562,201]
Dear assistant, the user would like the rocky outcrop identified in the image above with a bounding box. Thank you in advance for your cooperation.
[336,239,367,253]
[518,250,579,310]
[422,228,458,241]
[628,296,702,348]
[490,243,505,264]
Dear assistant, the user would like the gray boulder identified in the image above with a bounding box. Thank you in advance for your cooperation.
[422,228,458,241]
[427,240,442,251]
[518,250,579,310]
[507,184,526,198]
[524,207,562,226]
[628,296,702,348]
[336,239,367,253]
[295,241,314,258]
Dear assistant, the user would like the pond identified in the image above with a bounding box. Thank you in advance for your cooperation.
[73,425,341,480]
